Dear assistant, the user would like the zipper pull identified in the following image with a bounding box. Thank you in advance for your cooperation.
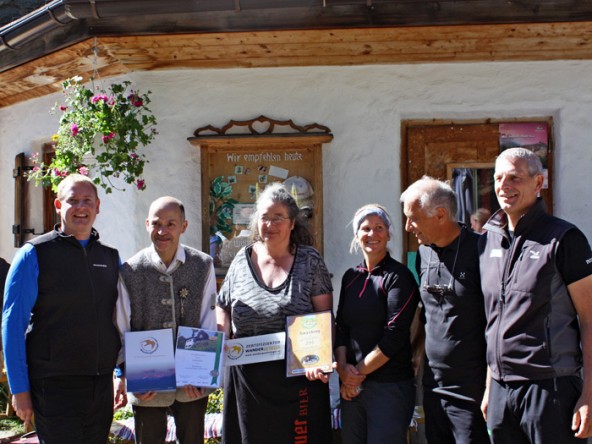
[358,275,371,298]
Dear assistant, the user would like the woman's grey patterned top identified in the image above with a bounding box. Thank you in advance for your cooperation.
[218,244,333,338]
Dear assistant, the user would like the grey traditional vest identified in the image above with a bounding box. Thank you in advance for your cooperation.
[120,245,214,406]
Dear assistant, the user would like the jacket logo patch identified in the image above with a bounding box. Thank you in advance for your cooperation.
[93,263,108,268]
[586,257,592,265]
[459,272,466,279]
[529,251,541,260]
[490,249,502,258]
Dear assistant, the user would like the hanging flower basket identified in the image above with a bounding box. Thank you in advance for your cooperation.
[28,76,158,193]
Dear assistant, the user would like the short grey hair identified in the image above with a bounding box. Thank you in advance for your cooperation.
[497,147,543,176]
[400,176,457,221]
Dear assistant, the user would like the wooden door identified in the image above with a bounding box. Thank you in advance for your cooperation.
[401,119,553,257]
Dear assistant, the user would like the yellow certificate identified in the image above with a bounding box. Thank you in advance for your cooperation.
[285,310,333,377]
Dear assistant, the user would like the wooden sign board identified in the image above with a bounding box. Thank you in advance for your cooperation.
[190,117,332,273]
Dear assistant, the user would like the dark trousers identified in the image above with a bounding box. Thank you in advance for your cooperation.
[423,389,488,444]
[488,376,585,444]
[340,378,415,444]
[30,374,114,444]
[133,397,208,444]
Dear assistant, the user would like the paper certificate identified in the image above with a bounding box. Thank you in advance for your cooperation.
[125,329,176,393]
[175,326,225,388]
[285,311,333,377]
[224,332,286,366]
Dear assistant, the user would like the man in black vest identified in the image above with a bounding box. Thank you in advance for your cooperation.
[2,174,120,443]
[480,147,592,443]
[115,196,217,444]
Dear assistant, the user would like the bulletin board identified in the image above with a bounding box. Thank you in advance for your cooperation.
[189,116,333,273]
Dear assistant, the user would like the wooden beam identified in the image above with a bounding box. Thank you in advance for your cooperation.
[2,22,592,107]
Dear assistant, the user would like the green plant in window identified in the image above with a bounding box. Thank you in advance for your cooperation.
[210,176,238,236]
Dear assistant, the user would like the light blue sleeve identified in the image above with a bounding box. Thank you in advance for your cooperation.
[2,244,39,394]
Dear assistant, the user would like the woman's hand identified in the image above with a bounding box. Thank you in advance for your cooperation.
[304,362,336,383]
[337,362,366,387]
[340,383,362,401]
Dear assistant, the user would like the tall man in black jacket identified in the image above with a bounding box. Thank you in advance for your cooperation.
[480,147,592,443]
[2,174,120,443]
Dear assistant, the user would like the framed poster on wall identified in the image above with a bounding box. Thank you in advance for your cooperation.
[499,122,550,188]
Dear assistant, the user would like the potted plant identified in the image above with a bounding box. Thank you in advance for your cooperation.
[28,76,157,193]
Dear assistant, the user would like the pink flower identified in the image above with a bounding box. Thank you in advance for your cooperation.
[78,166,89,176]
[53,168,68,178]
[129,152,139,160]
[59,105,67,111]
[102,132,115,143]
[128,93,143,107]
[70,123,79,136]
[91,94,109,104]
[136,179,145,190]
[32,166,41,172]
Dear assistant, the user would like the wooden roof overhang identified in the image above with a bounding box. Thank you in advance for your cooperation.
[2,0,592,107]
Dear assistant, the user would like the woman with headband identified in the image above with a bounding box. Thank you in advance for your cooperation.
[335,204,419,443]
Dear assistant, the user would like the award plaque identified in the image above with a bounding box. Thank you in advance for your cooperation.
[285,310,333,377]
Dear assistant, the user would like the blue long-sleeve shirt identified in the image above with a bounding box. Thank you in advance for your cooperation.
[2,243,39,394]
[2,239,91,394]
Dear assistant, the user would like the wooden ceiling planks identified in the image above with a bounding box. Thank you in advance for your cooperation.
[2,22,592,107]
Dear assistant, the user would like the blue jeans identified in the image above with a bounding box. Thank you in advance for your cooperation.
[341,378,416,444]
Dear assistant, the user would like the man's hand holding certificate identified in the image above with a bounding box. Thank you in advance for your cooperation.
[125,327,225,392]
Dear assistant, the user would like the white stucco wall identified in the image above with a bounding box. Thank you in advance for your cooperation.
[1,60,592,294]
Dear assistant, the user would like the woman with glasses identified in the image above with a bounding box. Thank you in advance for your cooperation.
[335,204,419,444]
[217,182,333,444]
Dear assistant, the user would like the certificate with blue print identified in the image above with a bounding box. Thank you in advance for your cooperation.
[125,328,176,392]
[224,332,286,366]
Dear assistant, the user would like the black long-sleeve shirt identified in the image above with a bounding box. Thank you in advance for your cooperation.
[335,253,419,383]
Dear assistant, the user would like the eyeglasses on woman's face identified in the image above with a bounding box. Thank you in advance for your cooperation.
[259,215,290,225]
